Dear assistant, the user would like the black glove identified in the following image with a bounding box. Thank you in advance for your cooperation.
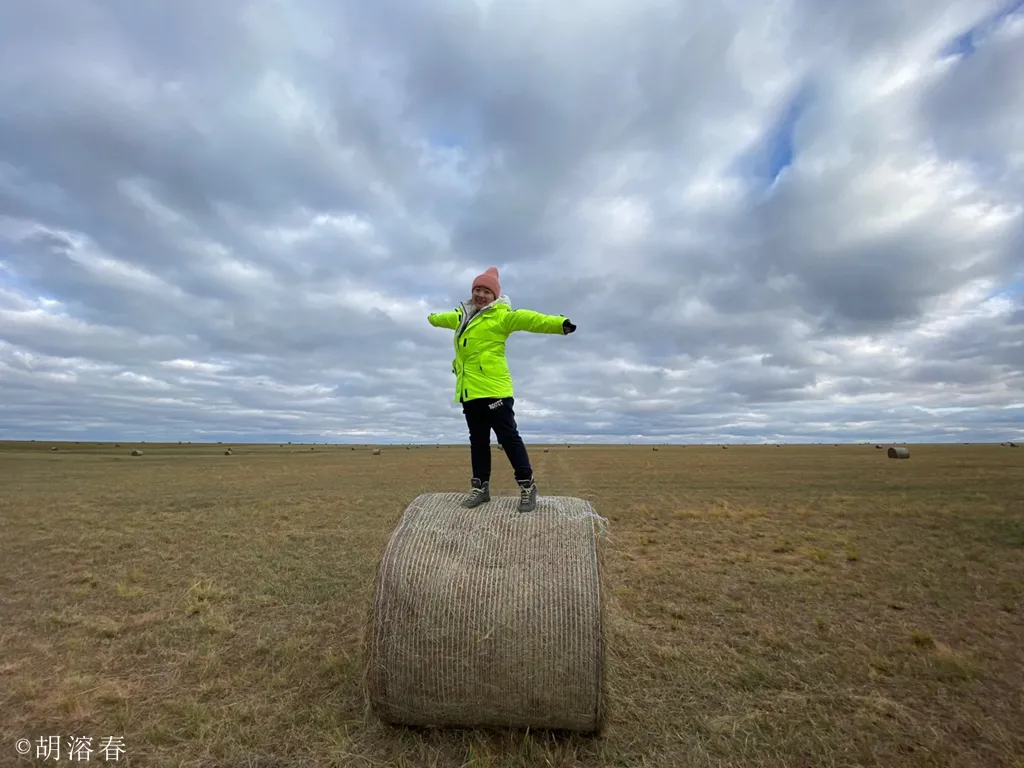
[563,319,576,334]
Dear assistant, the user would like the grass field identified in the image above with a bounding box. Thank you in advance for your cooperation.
[2,440,1023,768]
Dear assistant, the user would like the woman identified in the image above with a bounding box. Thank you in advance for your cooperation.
[428,266,576,512]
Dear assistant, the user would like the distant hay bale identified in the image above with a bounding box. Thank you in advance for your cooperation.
[887,446,910,459]
[372,448,381,456]
[543,448,549,453]
[721,445,728,450]
[365,492,607,734]
[50,446,58,451]
[224,450,232,456]
[1010,443,1018,448]
[875,445,883,449]
[131,450,143,457]
[652,447,658,451]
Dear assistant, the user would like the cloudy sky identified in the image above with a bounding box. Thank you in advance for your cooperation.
[1,0,1022,445]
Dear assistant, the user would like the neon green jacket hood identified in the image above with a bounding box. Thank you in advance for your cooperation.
[427,294,568,403]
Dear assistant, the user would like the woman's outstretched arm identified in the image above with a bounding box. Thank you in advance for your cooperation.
[428,308,461,330]
[502,309,575,335]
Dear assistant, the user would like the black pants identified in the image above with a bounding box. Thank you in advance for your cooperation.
[462,397,533,483]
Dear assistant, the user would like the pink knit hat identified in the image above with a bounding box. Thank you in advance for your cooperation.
[471,266,500,298]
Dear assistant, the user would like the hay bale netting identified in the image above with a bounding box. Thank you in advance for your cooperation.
[372,448,381,456]
[366,492,607,734]
[131,449,143,457]
[887,446,910,459]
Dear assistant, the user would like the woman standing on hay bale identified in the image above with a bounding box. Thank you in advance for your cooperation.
[428,266,576,513]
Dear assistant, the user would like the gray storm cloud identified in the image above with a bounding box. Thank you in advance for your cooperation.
[0,0,1022,444]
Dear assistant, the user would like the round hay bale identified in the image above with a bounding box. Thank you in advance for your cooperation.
[224,450,232,456]
[372,448,381,456]
[1009,442,1018,448]
[50,446,58,451]
[652,446,658,451]
[543,448,549,453]
[131,450,143,457]
[887,446,910,459]
[365,492,608,734]
[875,444,883,449]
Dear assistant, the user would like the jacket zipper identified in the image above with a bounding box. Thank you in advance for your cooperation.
[456,301,496,402]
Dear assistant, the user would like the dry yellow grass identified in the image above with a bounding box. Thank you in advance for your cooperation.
[1,440,1022,767]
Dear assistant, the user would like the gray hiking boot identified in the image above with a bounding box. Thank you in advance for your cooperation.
[462,478,490,508]
[517,478,537,513]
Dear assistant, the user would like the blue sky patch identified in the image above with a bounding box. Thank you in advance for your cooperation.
[732,80,815,191]
[939,0,1023,59]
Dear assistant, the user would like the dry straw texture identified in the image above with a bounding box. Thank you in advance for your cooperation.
[888,446,911,459]
[365,492,608,734]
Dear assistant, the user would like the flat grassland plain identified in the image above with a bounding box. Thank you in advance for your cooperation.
[1,441,1022,768]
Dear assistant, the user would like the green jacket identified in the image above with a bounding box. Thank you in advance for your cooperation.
[428,295,568,403]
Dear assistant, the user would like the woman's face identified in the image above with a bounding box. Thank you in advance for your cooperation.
[472,286,495,307]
